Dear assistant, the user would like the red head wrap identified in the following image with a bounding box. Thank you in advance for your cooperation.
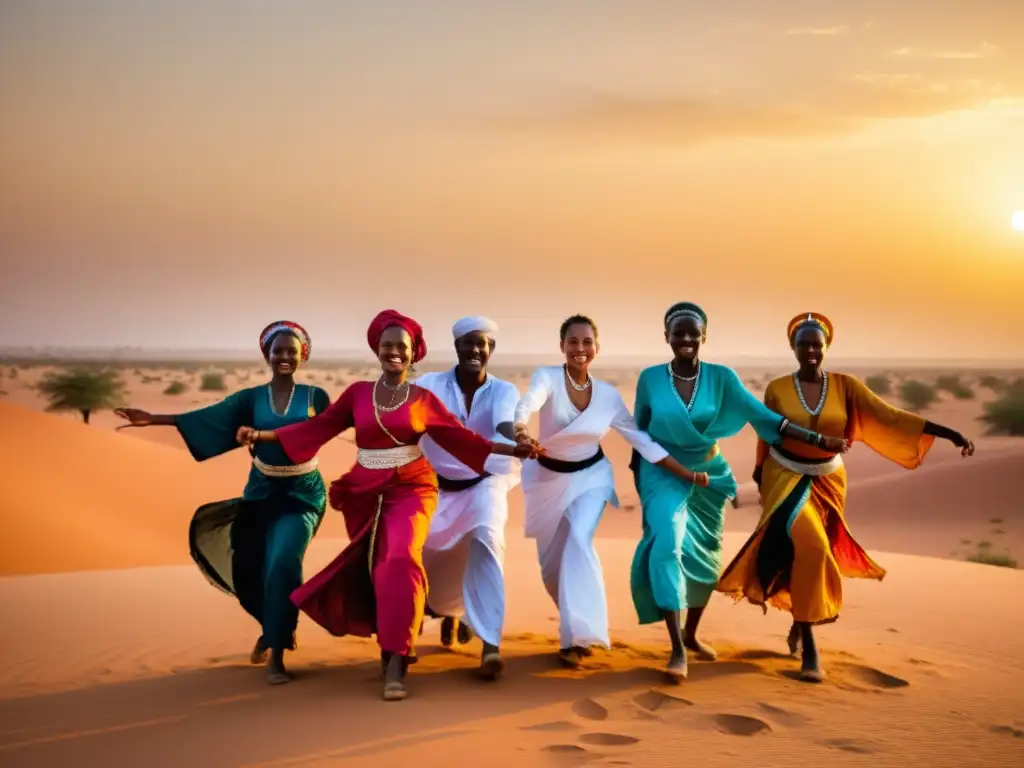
[367,309,427,363]
[259,320,311,362]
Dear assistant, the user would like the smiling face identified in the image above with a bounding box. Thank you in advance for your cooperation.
[792,325,827,369]
[665,315,705,362]
[266,332,302,375]
[455,331,493,374]
[561,322,598,370]
[378,326,413,375]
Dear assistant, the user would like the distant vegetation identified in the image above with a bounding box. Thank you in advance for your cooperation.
[980,379,1024,436]
[163,381,189,395]
[966,547,1018,569]
[899,379,936,412]
[199,371,227,391]
[978,374,1006,392]
[865,373,891,395]
[37,368,126,424]
[935,374,974,400]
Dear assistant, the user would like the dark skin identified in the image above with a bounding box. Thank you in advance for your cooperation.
[514,321,709,670]
[662,316,851,680]
[238,325,538,700]
[114,331,305,685]
[767,322,975,681]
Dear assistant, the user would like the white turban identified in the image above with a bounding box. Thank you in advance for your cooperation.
[452,315,498,341]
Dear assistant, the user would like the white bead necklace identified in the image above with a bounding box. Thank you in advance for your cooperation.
[793,370,828,416]
[668,361,701,411]
[374,377,410,412]
[267,383,296,417]
[564,365,592,392]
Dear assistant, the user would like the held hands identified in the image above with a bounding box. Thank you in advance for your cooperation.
[691,471,710,488]
[113,408,153,429]
[951,432,975,457]
[512,442,542,460]
[236,426,259,446]
[820,435,851,453]
[514,424,545,457]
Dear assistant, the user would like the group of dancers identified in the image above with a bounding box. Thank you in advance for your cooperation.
[115,303,975,701]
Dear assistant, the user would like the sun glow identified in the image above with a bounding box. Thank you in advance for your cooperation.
[1013,210,1024,232]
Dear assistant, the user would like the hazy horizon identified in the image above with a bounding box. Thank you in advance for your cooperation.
[2,1,1023,359]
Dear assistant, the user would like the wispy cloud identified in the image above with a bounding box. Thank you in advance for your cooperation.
[893,41,999,59]
[786,25,848,36]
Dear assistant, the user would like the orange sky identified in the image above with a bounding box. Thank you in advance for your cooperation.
[1,1,1023,360]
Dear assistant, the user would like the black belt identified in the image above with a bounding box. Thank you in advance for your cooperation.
[773,445,835,465]
[537,447,605,474]
[436,472,491,492]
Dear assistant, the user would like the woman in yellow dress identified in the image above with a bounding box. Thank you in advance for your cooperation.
[716,312,975,682]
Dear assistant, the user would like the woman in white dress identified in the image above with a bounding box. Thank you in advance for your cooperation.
[513,315,707,668]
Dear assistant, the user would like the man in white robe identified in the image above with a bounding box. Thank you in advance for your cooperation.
[417,315,520,680]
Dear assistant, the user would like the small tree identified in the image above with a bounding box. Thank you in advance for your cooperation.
[37,368,126,424]
[164,380,189,395]
[865,373,891,395]
[980,380,1024,436]
[899,379,936,412]
[935,374,974,400]
[978,374,1005,392]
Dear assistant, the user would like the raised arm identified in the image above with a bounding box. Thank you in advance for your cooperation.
[512,368,553,438]
[612,389,706,485]
[421,389,533,474]
[493,381,522,444]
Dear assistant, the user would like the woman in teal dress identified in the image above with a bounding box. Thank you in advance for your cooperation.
[630,303,848,680]
[115,321,330,685]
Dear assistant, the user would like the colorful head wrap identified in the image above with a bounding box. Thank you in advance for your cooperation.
[259,320,311,362]
[787,312,834,346]
[452,315,498,341]
[664,302,708,330]
[367,309,427,363]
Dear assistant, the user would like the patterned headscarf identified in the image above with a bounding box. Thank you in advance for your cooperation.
[664,302,708,330]
[787,312,834,346]
[367,309,427,363]
[259,320,311,362]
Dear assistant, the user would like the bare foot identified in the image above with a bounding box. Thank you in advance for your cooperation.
[684,635,718,661]
[573,645,593,657]
[457,621,474,645]
[664,649,688,682]
[440,617,456,648]
[479,645,505,681]
[250,635,269,665]
[383,654,408,700]
[558,648,582,668]
[787,624,802,657]
[267,652,293,685]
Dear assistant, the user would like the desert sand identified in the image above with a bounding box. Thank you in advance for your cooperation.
[1,363,1022,767]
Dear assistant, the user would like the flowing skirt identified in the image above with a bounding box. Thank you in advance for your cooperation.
[290,462,438,656]
[630,451,737,624]
[716,457,885,624]
[189,496,323,650]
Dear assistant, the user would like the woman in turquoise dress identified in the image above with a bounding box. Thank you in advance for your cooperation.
[115,321,330,685]
[630,303,848,680]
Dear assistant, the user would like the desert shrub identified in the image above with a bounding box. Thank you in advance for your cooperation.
[8,367,18,379]
[978,374,1005,392]
[967,549,1018,568]
[979,380,1024,435]
[935,374,973,400]
[899,379,936,412]
[164,381,189,395]
[141,375,163,384]
[199,371,227,391]
[865,374,891,395]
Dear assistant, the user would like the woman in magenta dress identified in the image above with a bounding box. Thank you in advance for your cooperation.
[239,309,537,701]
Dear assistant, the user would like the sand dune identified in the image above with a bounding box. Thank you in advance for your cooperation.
[1,366,1022,766]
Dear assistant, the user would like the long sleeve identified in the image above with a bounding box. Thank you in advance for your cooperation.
[843,374,935,468]
[723,367,785,444]
[514,367,554,425]
[422,390,493,475]
[633,369,652,432]
[277,383,357,464]
[611,389,670,464]
[754,384,776,470]
[174,388,253,462]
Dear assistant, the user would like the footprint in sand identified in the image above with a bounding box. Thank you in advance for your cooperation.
[756,702,810,727]
[989,724,1024,738]
[710,714,772,736]
[837,663,910,689]
[821,738,876,754]
[633,689,694,713]
[571,698,609,721]
[579,733,641,746]
[524,721,579,732]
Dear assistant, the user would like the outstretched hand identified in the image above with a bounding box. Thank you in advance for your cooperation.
[236,426,258,446]
[512,442,542,460]
[691,471,710,488]
[114,408,153,429]
[951,432,975,457]
[820,436,851,453]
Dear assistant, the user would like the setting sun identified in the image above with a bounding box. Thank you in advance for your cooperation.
[1013,210,1024,232]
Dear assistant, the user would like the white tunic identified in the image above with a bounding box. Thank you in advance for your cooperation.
[514,365,669,542]
[416,369,521,645]
[514,365,669,649]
